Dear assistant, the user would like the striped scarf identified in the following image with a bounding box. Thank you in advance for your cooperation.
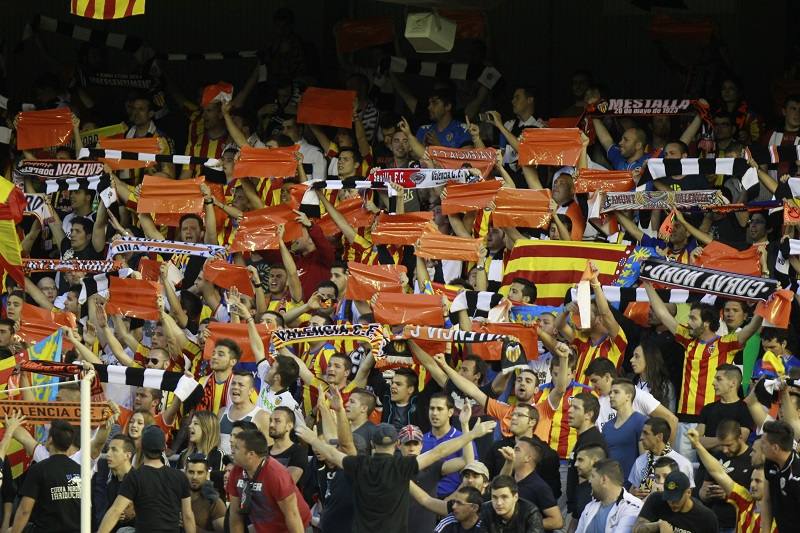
[23,258,119,273]
[198,372,231,412]
[639,443,673,490]
[78,147,220,168]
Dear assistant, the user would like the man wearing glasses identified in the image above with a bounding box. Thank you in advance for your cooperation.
[433,486,484,533]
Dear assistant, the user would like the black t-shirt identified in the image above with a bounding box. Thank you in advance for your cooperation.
[19,454,81,533]
[567,427,608,515]
[483,436,561,501]
[658,174,709,191]
[516,471,557,515]
[59,239,104,260]
[342,453,419,533]
[270,443,309,487]
[409,459,444,532]
[639,492,719,533]
[694,448,752,528]
[119,464,191,533]
[699,400,754,435]
[765,452,800,533]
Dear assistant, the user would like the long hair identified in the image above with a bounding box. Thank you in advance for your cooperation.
[128,408,155,467]
[636,338,671,406]
[187,411,221,457]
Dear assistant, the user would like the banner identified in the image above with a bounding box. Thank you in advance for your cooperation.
[470,323,536,366]
[373,293,444,326]
[334,17,395,54]
[15,108,74,150]
[297,87,357,129]
[233,145,299,179]
[492,188,552,228]
[80,72,153,90]
[270,323,385,358]
[318,197,375,236]
[427,146,496,178]
[588,98,694,116]
[65,122,126,149]
[600,190,725,213]
[105,277,160,320]
[345,262,407,301]
[70,0,146,19]
[518,128,583,167]
[415,233,483,261]
[97,136,161,170]
[646,157,750,179]
[368,168,472,189]
[693,241,762,277]
[0,400,111,425]
[23,259,119,274]
[107,237,226,259]
[202,321,273,363]
[229,204,303,253]
[502,240,632,306]
[202,260,255,297]
[441,179,503,215]
[639,258,779,302]
[402,325,506,344]
[15,159,105,180]
[574,169,635,194]
[370,212,433,246]
[136,175,204,215]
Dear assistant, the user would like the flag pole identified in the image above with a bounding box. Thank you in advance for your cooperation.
[80,363,94,533]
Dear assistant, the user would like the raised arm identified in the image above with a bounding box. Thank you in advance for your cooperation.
[589,261,620,338]
[24,277,53,310]
[686,428,734,494]
[295,426,346,469]
[276,224,303,302]
[222,102,250,148]
[416,420,495,471]
[591,117,615,153]
[398,117,426,161]
[673,209,713,246]
[409,481,449,516]
[643,282,679,334]
[736,314,763,346]
[407,341,448,388]
[316,190,357,243]
[614,211,644,242]
[432,353,488,407]
[91,201,108,253]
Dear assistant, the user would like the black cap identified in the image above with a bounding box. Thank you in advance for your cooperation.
[140,425,166,453]
[662,471,690,502]
[370,423,399,446]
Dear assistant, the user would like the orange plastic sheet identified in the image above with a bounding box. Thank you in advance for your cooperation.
[658,209,676,240]
[694,241,761,277]
[441,180,503,215]
[755,289,794,329]
[573,169,635,193]
[470,322,538,362]
[201,81,233,107]
[229,203,303,253]
[137,175,204,214]
[518,128,583,167]
[233,145,299,179]
[370,212,433,246]
[297,87,357,129]
[202,322,272,363]
[415,233,483,261]
[138,257,161,281]
[624,302,651,328]
[345,262,406,301]
[374,293,444,326]
[334,17,395,53]
[492,188,552,228]
[429,282,464,304]
[18,303,76,348]
[427,146,496,178]
[318,197,375,236]
[548,117,582,128]
[203,260,255,297]
[105,277,160,320]
[16,109,74,150]
[98,137,162,170]
[784,200,800,226]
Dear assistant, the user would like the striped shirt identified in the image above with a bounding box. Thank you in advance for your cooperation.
[535,382,593,459]
[725,482,777,533]
[674,325,742,417]
[572,329,628,385]
[301,343,337,415]
[183,110,229,177]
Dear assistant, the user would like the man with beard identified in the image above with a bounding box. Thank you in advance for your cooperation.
[634,471,718,533]
[198,339,240,415]
[575,459,642,533]
[760,420,800,532]
[186,454,226,533]
[414,89,471,149]
[268,407,308,485]
[218,371,269,455]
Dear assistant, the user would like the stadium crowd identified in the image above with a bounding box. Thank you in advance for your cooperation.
[2,5,800,533]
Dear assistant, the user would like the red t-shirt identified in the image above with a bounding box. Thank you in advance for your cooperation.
[226,459,311,532]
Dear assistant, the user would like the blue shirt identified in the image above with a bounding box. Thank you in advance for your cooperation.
[416,120,471,148]
[586,500,615,533]
[753,354,800,379]
[422,427,476,497]
[607,144,650,172]
[602,411,647,479]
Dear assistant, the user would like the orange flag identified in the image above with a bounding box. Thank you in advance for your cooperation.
[202,322,272,363]
[98,137,162,170]
[624,302,651,328]
[694,241,762,277]
[18,304,76,348]
[658,209,676,240]
[441,180,503,215]
[518,128,583,167]
[318,197,375,236]
[203,260,255,297]
[756,289,794,329]
[374,293,444,326]
[105,277,160,320]
[427,147,496,179]
[15,109,74,150]
[415,233,483,261]
[334,17,395,53]
[345,262,407,301]
[371,212,433,246]
[138,257,161,281]
[492,188,552,228]
[229,204,303,253]
[137,175,204,214]
[573,169,635,193]
[297,87,357,129]
[470,322,538,362]
[233,145,299,179]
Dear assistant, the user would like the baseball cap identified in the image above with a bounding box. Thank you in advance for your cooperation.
[141,425,166,453]
[461,461,490,480]
[398,425,424,444]
[662,471,690,502]
[371,423,399,446]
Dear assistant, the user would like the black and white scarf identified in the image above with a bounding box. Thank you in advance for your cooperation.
[107,237,226,260]
[638,442,673,490]
[78,147,221,168]
[46,176,109,194]
[94,364,203,409]
[450,290,504,319]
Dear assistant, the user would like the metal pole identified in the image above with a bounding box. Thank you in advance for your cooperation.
[80,367,94,533]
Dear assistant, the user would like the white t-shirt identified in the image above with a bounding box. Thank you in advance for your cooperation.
[256,360,303,419]
[596,389,661,432]
[628,449,695,489]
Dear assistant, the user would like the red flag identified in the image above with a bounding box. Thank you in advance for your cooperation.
[373,293,444,326]
[297,87,356,129]
[318,198,375,236]
[573,169,635,193]
[105,277,160,320]
[427,147,496,178]
[98,137,162,170]
[137,175,204,215]
[202,322,272,363]
[415,233,483,261]
[334,17,395,54]
[138,258,161,281]
[18,304,76,348]
[15,109,73,150]
[492,188,552,228]
[694,241,762,277]
[471,322,539,362]
[518,128,583,167]
[441,180,503,215]
[202,260,255,297]
[345,262,407,301]
[233,145,299,179]
[229,204,303,253]
[371,212,433,246]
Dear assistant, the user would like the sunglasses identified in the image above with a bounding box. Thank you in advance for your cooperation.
[147,357,163,365]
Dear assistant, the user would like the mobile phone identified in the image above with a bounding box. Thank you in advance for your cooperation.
[477,112,491,123]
